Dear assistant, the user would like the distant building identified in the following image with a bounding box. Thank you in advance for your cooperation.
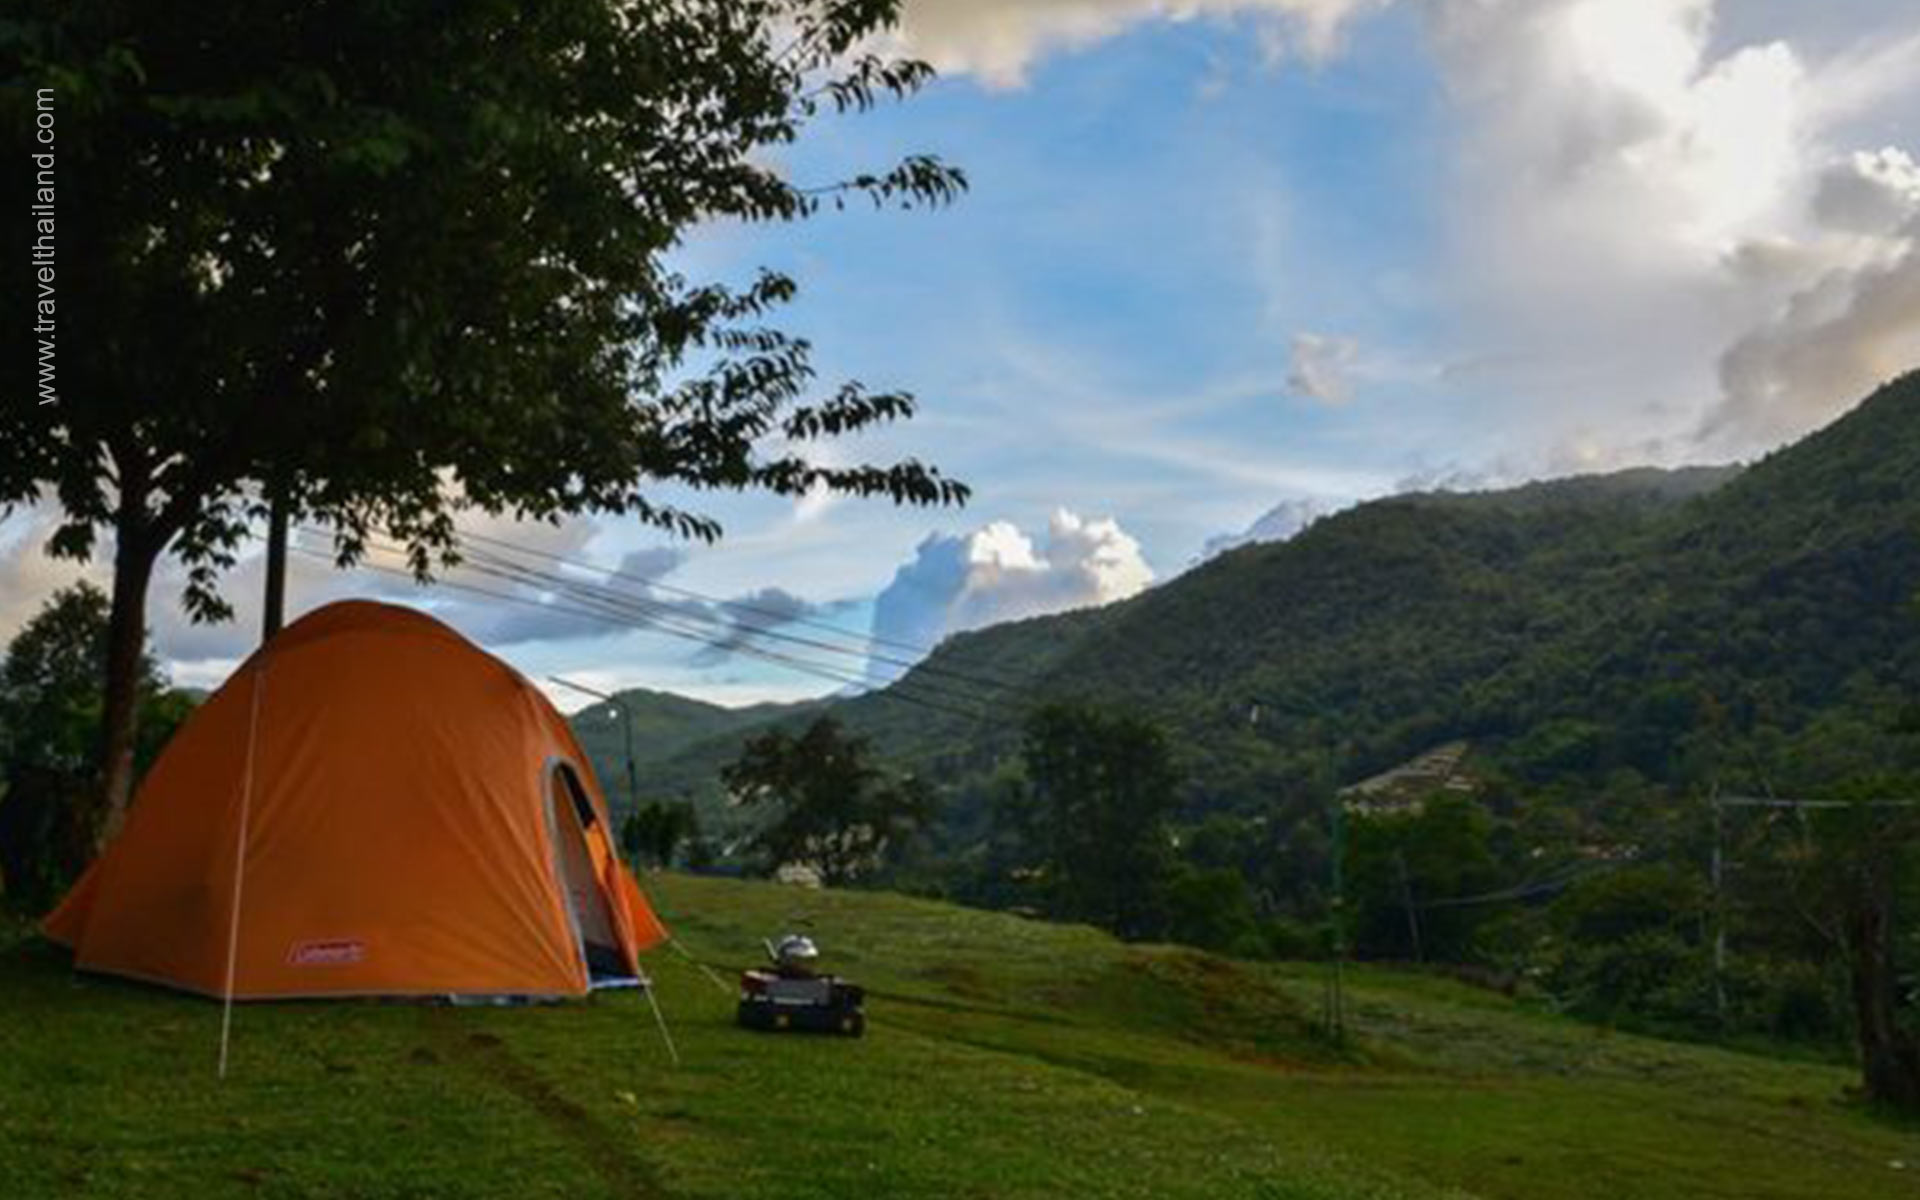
[1339,740,1474,817]
[773,863,823,889]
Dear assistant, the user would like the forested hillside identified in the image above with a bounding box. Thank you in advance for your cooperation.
[622,372,1920,837]
[586,374,1920,1061]
[569,687,822,809]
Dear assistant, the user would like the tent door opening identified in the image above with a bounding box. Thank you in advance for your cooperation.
[548,763,635,987]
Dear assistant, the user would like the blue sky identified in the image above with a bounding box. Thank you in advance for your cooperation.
[5,0,1919,707]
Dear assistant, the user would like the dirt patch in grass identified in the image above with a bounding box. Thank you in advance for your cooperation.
[422,1011,674,1199]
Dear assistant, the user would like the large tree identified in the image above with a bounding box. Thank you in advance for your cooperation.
[1783,784,1920,1111]
[1,0,967,850]
[1018,704,1178,940]
[722,716,936,886]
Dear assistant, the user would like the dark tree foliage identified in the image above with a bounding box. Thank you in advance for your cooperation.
[0,0,968,853]
[1017,704,1177,940]
[1777,779,1920,1111]
[562,360,1920,1055]
[1345,794,1503,963]
[1540,864,1713,1029]
[0,584,188,909]
[621,800,700,870]
[1161,865,1265,957]
[801,372,1920,842]
[722,716,935,887]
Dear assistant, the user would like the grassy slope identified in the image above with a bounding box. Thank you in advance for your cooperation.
[3,875,1914,1199]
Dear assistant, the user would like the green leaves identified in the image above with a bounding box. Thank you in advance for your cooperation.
[802,54,938,116]
[0,585,186,907]
[1,0,969,627]
[722,716,936,886]
[1018,703,1180,940]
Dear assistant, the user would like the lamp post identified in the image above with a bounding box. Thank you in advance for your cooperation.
[549,676,639,823]
[1250,697,1346,1043]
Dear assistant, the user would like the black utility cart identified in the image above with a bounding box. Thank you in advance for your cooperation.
[736,934,866,1037]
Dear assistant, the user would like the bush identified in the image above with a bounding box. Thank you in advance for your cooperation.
[1264,915,1326,961]
[0,766,93,913]
[1164,866,1266,958]
[1551,930,1716,1030]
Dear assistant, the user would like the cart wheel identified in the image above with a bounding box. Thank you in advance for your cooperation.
[775,1013,791,1030]
[841,1012,866,1038]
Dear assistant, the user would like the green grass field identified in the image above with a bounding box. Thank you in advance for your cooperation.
[3,874,1915,1199]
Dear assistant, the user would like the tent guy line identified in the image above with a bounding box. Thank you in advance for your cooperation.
[217,661,267,1079]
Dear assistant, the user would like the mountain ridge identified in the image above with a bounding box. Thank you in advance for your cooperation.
[579,372,1920,839]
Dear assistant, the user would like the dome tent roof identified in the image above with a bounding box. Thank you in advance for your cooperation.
[45,600,665,1000]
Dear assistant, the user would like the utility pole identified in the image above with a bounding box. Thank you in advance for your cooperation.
[1709,785,1726,1025]
[1395,848,1422,964]
[1328,791,1348,1043]
[549,676,640,824]
[1250,695,1346,1043]
[1709,791,1920,1028]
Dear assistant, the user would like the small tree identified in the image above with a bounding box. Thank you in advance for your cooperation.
[1163,865,1266,957]
[621,800,700,870]
[721,716,935,886]
[0,584,188,909]
[1018,703,1177,939]
[1346,794,1502,962]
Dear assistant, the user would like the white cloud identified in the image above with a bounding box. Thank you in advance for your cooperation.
[1408,0,1920,457]
[1442,1,1803,258]
[893,0,1386,88]
[0,504,786,688]
[1199,494,1343,559]
[146,512,626,665]
[1286,332,1361,404]
[1812,147,1920,233]
[1707,208,1920,446]
[0,507,96,637]
[904,0,1920,460]
[868,508,1153,680]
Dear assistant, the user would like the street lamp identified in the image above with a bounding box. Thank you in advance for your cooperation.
[1250,697,1346,1043]
[549,676,640,825]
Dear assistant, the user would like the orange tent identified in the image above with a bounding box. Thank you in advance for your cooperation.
[45,600,667,1001]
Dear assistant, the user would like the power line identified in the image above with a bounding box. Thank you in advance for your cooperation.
[447,554,912,700]
[298,521,1024,696]
[457,542,1015,698]
[311,549,985,721]
[1415,854,1637,911]
[448,523,1028,690]
[385,541,998,719]
[1716,795,1920,810]
[292,545,992,724]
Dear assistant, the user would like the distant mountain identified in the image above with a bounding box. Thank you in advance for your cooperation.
[593,371,1920,838]
[568,687,824,812]
[1199,495,1341,561]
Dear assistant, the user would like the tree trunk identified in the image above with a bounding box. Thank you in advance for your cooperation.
[91,505,160,862]
[262,484,288,641]
[1845,871,1920,1111]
